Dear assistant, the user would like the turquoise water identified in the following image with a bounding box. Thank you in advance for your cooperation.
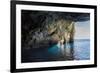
[22,39,90,62]
[48,39,90,60]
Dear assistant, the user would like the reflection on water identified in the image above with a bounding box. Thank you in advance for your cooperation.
[22,39,90,62]
[48,39,90,60]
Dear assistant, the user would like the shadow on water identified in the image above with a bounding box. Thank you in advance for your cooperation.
[21,40,74,63]
[21,39,90,63]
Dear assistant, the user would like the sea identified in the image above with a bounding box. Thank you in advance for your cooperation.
[22,39,90,62]
[48,39,90,60]
[73,39,90,60]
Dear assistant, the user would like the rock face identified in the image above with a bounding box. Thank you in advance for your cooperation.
[21,10,76,49]
[21,10,90,62]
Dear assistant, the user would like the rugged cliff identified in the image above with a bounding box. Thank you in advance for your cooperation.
[21,10,90,62]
